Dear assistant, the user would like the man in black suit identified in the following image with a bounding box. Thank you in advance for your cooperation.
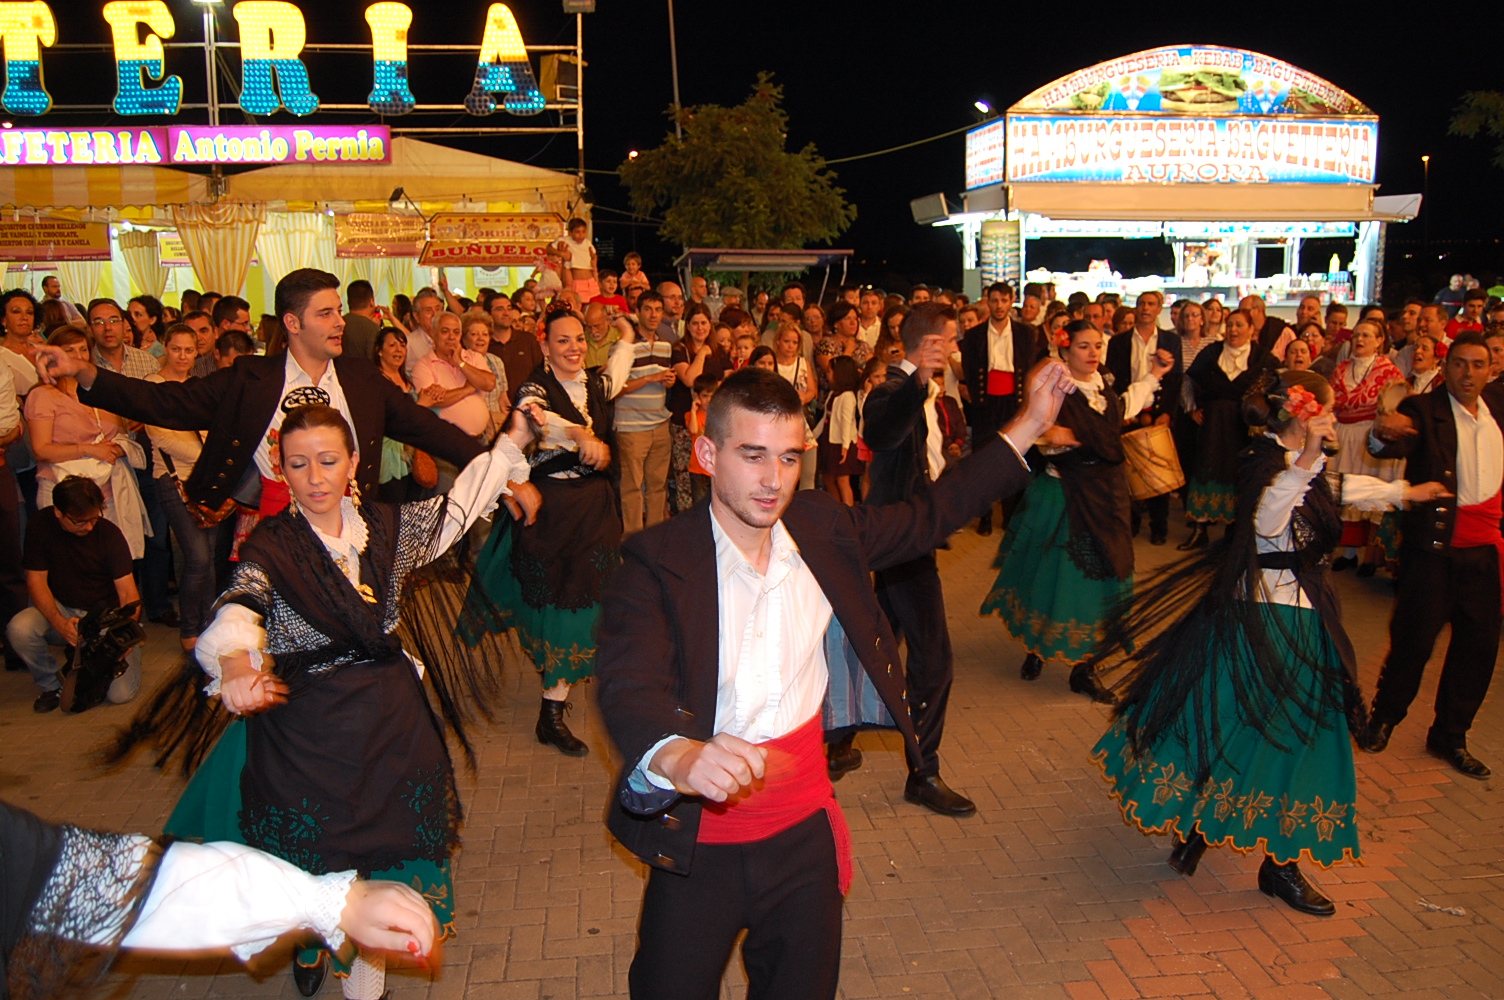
[33,269,539,522]
[859,302,978,816]
[1363,332,1503,779]
[595,361,1074,1000]
[1104,291,1183,545]
[961,281,1040,536]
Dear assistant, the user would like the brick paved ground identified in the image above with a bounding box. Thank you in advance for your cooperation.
[1,521,1500,999]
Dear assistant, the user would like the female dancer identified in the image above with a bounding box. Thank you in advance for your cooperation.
[140,403,535,1000]
[1181,308,1271,548]
[1329,319,1404,575]
[981,320,1172,701]
[1093,371,1444,914]
[466,309,630,756]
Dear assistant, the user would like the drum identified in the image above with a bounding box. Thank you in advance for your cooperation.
[1122,424,1185,500]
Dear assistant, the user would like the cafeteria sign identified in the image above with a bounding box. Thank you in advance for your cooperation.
[419,213,564,267]
[0,219,110,261]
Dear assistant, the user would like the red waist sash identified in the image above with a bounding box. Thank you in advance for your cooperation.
[696,715,853,894]
[986,369,1015,397]
[1452,490,1504,614]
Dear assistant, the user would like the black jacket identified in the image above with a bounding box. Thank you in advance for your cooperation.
[960,318,1041,436]
[1371,384,1504,554]
[79,355,484,507]
[1104,328,1183,422]
[861,364,936,507]
[595,444,1033,876]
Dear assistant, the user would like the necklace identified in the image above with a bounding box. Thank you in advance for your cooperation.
[331,552,378,604]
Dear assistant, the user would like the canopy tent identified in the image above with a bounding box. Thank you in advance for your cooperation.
[0,163,210,221]
[223,137,580,213]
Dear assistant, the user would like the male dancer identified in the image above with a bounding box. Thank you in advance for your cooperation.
[596,359,1075,1000]
[858,302,974,814]
[1364,331,1502,778]
[961,281,1041,536]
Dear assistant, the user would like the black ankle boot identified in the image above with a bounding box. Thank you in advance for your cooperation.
[1068,660,1114,704]
[1257,857,1335,916]
[1176,524,1209,551]
[1019,652,1044,680]
[536,698,588,756]
[827,734,862,780]
[1168,831,1209,876]
[293,951,328,997]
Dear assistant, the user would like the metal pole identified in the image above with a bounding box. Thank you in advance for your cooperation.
[1421,155,1430,260]
[575,12,585,183]
[666,0,682,139]
[203,5,222,198]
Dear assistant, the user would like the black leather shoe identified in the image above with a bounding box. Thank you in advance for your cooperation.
[976,512,993,536]
[1068,660,1115,704]
[827,735,863,780]
[1359,719,1394,754]
[1168,831,1209,876]
[1150,528,1168,546]
[1258,857,1335,916]
[904,774,976,816]
[1355,562,1376,579]
[536,698,588,756]
[32,690,60,714]
[1176,524,1208,551]
[1331,555,1356,572]
[1019,652,1044,681]
[1130,513,1142,537]
[293,951,329,997]
[1426,741,1491,779]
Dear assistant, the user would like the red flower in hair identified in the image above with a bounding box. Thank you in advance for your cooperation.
[1283,384,1323,422]
[1433,340,1449,359]
[1054,329,1072,348]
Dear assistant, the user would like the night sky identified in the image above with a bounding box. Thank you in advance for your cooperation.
[32,0,1504,296]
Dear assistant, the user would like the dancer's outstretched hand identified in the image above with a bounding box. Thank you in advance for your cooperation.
[1003,359,1076,448]
[340,880,439,957]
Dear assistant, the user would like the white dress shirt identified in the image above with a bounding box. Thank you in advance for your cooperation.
[253,352,356,481]
[987,318,1015,372]
[857,318,882,349]
[642,509,834,788]
[1449,392,1504,507]
[1129,329,1158,383]
[896,358,945,481]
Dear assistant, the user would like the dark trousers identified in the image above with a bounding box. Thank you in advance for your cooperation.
[1133,493,1170,534]
[973,403,1021,529]
[0,464,25,649]
[630,812,842,1000]
[875,552,952,776]
[1372,546,1501,747]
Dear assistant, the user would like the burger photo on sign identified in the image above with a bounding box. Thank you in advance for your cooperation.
[1156,68,1247,113]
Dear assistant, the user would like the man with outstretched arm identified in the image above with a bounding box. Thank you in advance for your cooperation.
[595,359,1076,1000]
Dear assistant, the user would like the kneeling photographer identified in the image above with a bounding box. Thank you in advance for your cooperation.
[9,475,144,713]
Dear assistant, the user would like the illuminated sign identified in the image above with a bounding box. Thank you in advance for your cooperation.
[156,229,190,266]
[419,212,564,266]
[0,125,389,164]
[1011,45,1372,117]
[0,218,110,261]
[1005,115,1377,185]
[964,119,1005,190]
[169,126,389,164]
[0,1,547,118]
[334,213,425,258]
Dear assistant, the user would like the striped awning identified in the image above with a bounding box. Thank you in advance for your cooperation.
[0,164,211,218]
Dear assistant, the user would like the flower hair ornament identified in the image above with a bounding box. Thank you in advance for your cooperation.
[1277,384,1324,423]
[1054,329,1073,349]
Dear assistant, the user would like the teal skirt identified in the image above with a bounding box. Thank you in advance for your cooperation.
[1186,477,1237,522]
[1093,602,1360,868]
[980,474,1132,663]
[166,720,457,971]
[471,523,600,687]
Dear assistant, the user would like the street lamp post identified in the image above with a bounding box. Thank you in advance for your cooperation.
[1421,154,1431,259]
[667,0,682,139]
[194,0,222,197]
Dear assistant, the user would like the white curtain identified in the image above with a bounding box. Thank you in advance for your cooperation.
[305,214,350,286]
[255,211,329,285]
[367,257,412,303]
[172,203,265,296]
[117,229,168,298]
[56,261,105,303]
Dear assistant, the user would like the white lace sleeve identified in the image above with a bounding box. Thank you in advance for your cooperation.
[433,433,530,555]
[1340,473,1408,512]
[120,841,356,960]
[194,604,266,696]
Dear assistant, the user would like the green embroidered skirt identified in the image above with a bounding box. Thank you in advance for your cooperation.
[1093,602,1359,868]
[980,474,1132,663]
[1186,477,1238,522]
[165,720,457,972]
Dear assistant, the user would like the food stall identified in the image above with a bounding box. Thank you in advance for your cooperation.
[939,45,1420,312]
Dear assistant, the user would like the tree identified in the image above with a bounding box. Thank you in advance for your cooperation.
[1450,91,1504,169]
[618,74,856,250]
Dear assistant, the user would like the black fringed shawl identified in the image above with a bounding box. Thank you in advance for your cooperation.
[1050,385,1136,582]
[2,801,165,1000]
[1096,435,1363,788]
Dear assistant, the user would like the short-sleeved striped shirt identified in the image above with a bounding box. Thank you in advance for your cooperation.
[615,336,674,433]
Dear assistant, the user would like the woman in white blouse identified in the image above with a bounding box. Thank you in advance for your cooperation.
[1093,370,1445,918]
